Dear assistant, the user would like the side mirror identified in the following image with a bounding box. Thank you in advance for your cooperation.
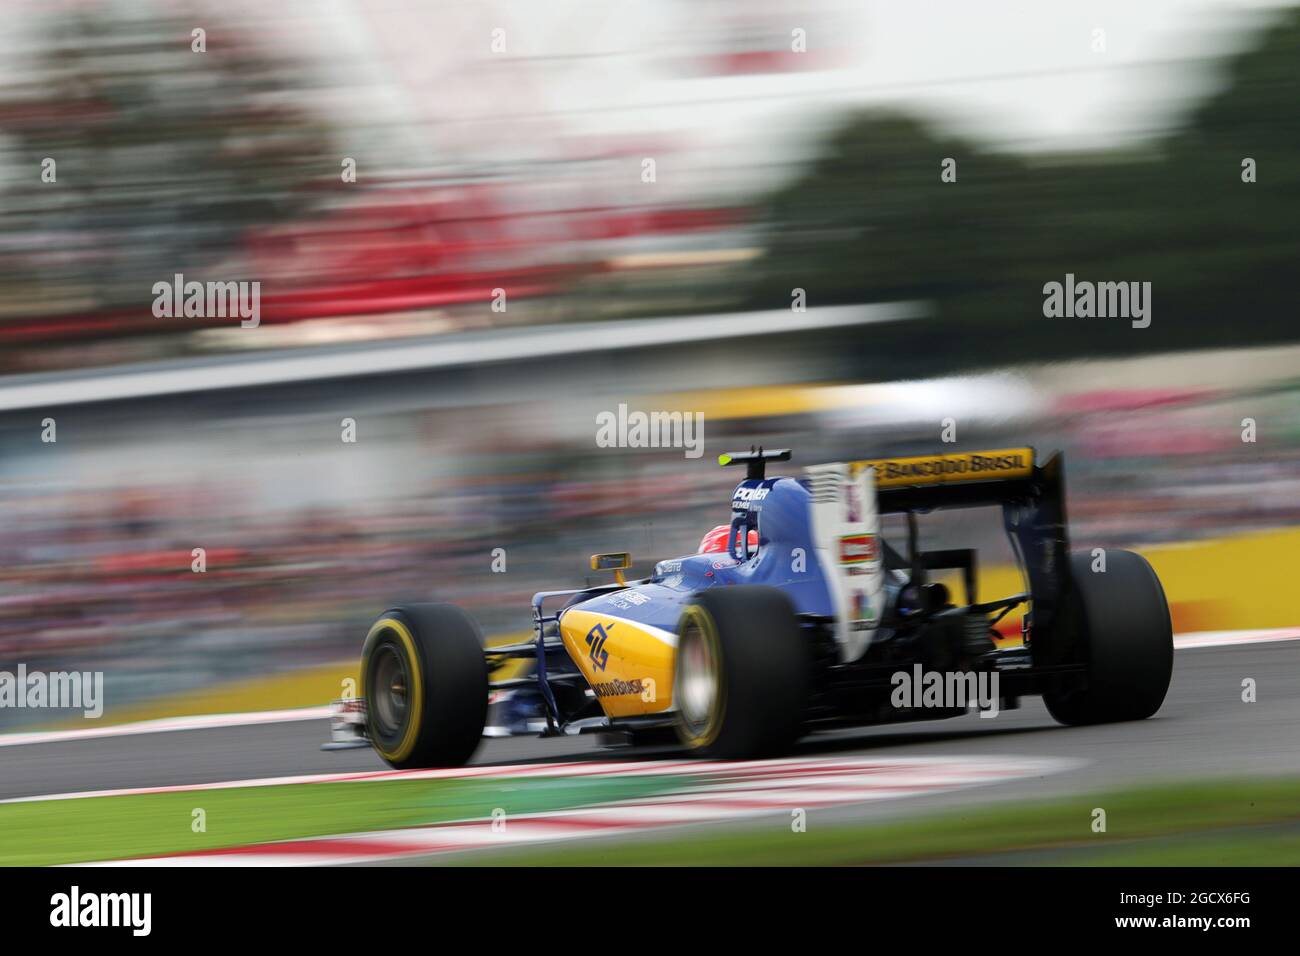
[590,552,631,584]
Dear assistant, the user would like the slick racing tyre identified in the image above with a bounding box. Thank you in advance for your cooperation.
[674,586,808,758]
[360,604,488,768]
[1043,550,1173,726]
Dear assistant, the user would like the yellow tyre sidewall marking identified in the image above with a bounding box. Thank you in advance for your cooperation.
[676,605,726,750]
[361,617,424,763]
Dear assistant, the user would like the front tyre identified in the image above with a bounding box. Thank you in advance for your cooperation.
[360,604,488,768]
[1043,550,1173,726]
[674,586,808,758]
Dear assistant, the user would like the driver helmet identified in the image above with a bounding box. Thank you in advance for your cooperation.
[698,524,759,554]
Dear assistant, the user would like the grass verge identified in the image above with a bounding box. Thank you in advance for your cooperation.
[0,774,678,866]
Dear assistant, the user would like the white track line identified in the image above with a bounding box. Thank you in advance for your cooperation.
[0,706,330,749]
[1174,627,1300,650]
[2,756,987,804]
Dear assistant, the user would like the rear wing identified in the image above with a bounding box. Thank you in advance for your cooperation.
[850,447,1038,513]
[848,447,1073,654]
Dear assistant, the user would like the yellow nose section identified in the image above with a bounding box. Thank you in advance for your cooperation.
[559,608,676,717]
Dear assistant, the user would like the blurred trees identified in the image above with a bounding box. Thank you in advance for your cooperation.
[753,8,1300,371]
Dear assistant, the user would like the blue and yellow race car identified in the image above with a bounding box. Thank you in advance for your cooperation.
[332,446,1173,768]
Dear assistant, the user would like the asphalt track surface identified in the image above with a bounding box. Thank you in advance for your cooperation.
[4,642,1297,831]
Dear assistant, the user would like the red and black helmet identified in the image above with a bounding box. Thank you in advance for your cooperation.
[698,524,759,555]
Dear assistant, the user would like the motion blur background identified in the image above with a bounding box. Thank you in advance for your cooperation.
[0,0,1297,726]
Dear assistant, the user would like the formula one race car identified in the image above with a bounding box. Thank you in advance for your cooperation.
[329,446,1173,768]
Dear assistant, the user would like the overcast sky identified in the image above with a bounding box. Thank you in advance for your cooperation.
[1,0,1289,194]
[324,0,1290,189]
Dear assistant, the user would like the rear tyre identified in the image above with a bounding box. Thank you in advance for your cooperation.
[361,604,488,768]
[1043,550,1173,726]
[673,586,808,758]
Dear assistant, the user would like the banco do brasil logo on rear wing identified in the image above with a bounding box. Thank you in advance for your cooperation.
[852,448,1034,489]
